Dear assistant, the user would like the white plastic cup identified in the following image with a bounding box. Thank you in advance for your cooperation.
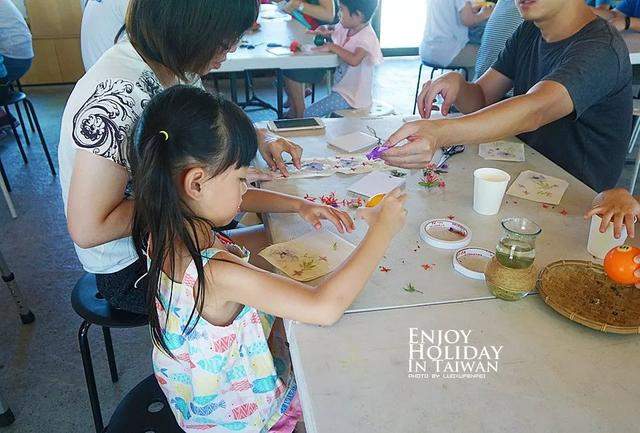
[473,168,511,216]
[587,214,628,259]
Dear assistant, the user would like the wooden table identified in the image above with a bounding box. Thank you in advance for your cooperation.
[259,117,598,313]
[287,296,640,433]
[212,4,338,117]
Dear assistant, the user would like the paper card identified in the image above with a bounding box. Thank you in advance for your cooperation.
[328,131,380,153]
[277,158,336,179]
[259,231,355,281]
[348,170,406,198]
[267,47,292,56]
[272,156,393,179]
[506,170,569,205]
[479,141,525,162]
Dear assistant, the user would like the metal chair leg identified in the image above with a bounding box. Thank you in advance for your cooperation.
[0,158,10,192]
[631,138,640,195]
[79,320,104,433]
[14,103,31,147]
[413,63,423,115]
[25,99,56,176]
[102,327,119,383]
[15,80,34,132]
[628,117,640,153]
[0,251,32,321]
[0,391,15,427]
[4,106,28,165]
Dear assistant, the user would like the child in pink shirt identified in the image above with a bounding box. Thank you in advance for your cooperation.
[304,0,383,117]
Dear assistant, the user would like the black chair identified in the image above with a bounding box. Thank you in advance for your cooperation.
[0,87,56,190]
[105,375,184,433]
[71,273,148,433]
[412,61,470,115]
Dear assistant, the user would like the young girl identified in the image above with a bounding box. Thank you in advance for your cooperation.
[301,0,383,118]
[130,86,407,432]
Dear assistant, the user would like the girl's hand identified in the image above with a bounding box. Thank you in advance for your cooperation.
[298,202,355,233]
[585,188,640,239]
[308,26,333,36]
[312,42,334,53]
[356,188,408,236]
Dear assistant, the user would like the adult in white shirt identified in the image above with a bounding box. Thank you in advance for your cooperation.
[60,0,304,314]
[0,0,33,86]
[419,0,493,80]
[80,0,130,71]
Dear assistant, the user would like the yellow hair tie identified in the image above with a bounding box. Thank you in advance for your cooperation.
[159,130,169,141]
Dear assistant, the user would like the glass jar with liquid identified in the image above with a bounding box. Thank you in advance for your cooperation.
[496,217,541,268]
[485,217,542,301]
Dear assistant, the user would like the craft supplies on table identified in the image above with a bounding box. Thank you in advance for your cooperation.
[348,171,406,198]
[328,131,380,153]
[420,219,472,250]
[259,230,355,282]
[506,170,569,205]
[479,141,526,162]
[453,247,494,280]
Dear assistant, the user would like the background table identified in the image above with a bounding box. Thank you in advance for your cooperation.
[212,4,338,117]
[287,296,640,433]
[259,117,598,312]
[624,31,640,65]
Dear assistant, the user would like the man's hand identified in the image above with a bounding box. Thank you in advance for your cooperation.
[416,72,465,119]
[380,120,446,169]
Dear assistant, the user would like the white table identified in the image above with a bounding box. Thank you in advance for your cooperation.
[624,31,640,65]
[287,295,640,433]
[260,117,598,313]
[211,4,339,117]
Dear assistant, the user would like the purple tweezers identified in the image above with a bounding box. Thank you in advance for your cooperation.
[366,145,388,160]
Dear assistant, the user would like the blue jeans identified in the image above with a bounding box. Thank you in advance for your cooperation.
[304,91,351,118]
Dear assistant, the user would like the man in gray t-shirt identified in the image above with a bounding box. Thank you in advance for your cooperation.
[381,0,632,193]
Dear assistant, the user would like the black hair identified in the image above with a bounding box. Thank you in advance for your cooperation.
[126,0,259,82]
[129,85,258,356]
[340,0,379,22]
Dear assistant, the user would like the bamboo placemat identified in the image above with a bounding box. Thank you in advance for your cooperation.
[537,260,640,334]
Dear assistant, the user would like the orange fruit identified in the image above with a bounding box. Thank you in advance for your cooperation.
[366,193,385,208]
[603,245,640,285]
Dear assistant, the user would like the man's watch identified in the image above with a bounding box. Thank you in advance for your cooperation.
[298,2,305,12]
[625,16,631,31]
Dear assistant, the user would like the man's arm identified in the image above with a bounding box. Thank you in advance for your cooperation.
[382,80,573,169]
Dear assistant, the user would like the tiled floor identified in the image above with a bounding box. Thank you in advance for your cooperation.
[0,57,637,433]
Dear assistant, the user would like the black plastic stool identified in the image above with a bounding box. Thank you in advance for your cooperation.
[71,273,148,433]
[412,61,470,115]
[0,90,56,184]
[105,375,184,433]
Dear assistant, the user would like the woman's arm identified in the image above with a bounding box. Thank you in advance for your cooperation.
[285,0,336,23]
[209,190,406,326]
[67,151,134,248]
[459,2,493,27]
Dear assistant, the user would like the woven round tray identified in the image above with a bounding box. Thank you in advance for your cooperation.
[537,260,640,334]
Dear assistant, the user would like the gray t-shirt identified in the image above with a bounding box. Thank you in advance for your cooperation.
[492,18,632,192]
